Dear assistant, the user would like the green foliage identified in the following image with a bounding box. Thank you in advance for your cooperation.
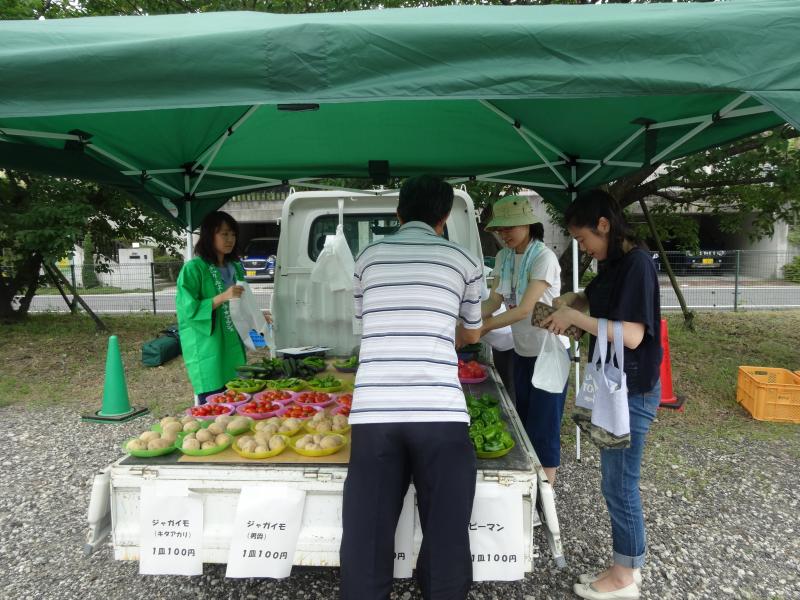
[784,256,800,284]
[81,232,100,288]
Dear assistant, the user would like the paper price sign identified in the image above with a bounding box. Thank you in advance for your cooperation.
[225,486,307,578]
[393,490,415,578]
[468,485,525,581]
[139,484,203,576]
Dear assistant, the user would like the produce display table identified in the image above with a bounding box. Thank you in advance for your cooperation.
[121,359,530,470]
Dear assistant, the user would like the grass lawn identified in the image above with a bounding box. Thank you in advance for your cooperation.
[1,311,798,450]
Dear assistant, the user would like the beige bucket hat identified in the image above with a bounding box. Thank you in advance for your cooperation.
[485,195,539,230]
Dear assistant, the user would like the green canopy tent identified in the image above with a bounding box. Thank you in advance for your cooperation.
[1,0,799,242]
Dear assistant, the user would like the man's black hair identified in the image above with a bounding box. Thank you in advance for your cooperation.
[194,211,240,264]
[397,175,454,228]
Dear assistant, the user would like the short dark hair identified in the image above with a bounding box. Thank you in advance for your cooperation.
[194,211,240,263]
[397,175,454,228]
[529,222,544,242]
[563,189,641,261]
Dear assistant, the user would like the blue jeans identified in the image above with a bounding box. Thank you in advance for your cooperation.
[600,382,661,568]
[512,351,568,468]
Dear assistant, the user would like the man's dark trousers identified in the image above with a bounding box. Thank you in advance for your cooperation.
[340,422,477,600]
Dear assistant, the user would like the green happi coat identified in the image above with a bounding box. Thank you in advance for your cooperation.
[176,257,246,394]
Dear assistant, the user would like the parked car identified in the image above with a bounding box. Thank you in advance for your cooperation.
[241,237,278,282]
[653,250,731,275]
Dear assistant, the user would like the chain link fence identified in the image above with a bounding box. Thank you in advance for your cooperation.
[14,250,800,315]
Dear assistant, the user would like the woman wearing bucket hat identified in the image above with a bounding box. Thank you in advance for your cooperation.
[479,194,568,485]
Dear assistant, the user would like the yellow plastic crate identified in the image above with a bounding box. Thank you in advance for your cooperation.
[736,367,800,423]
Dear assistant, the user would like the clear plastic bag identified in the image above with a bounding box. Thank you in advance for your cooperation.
[531,332,571,393]
[229,280,270,351]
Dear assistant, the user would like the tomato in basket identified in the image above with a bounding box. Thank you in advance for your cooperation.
[458,359,485,380]
[240,399,283,415]
[295,392,331,405]
[209,390,246,403]
[283,404,318,419]
[257,390,293,403]
[190,403,231,417]
[337,393,353,408]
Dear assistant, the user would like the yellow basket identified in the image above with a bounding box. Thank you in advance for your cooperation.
[736,366,800,423]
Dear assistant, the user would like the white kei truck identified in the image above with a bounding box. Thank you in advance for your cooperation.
[85,189,566,576]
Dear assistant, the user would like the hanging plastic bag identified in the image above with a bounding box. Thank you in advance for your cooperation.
[310,224,355,292]
[228,279,270,351]
[573,319,631,449]
[532,332,571,393]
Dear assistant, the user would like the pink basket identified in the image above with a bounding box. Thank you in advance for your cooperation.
[251,390,296,406]
[185,403,236,421]
[205,392,251,407]
[235,403,288,420]
[459,364,489,385]
[293,391,336,408]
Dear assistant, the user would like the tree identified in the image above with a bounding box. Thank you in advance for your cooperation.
[0,171,182,322]
[81,231,100,289]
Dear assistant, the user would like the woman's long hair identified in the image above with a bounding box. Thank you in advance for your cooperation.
[563,189,641,261]
[194,211,240,264]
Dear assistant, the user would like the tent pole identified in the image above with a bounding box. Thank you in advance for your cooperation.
[569,169,582,462]
[185,174,193,261]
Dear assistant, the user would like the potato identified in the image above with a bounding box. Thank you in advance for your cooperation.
[160,416,180,428]
[215,433,230,446]
[254,445,268,454]
[182,437,200,450]
[320,436,341,449]
[305,443,321,451]
[184,432,196,440]
[332,415,348,430]
[214,415,233,427]
[139,431,159,443]
[238,435,253,446]
[311,411,326,423]
[195,429,212,443]
[314,421,332,433]
[201,441,217,450]
[163,421,183,435]
[160,433,177,445]
[126,439,145,451]
[148,438,171,450]
[183,421,201,433]
[242,440,257,453]
[207,423,224,435]
[268,436,286,451]
[181,415,197,425]
[283,418,300,430]
[313,434,323,445]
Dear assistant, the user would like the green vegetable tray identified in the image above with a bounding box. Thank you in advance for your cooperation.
[476,438,516,459]
[225,380,267,393]
[307,384,343,393]
[122,439,178,458]
[265,380,307,392]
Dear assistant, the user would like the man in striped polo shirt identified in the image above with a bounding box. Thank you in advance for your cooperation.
[340,175,483,600]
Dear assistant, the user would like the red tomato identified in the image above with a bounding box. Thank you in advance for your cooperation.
[240,399,282,414]
[283,404,317,419]
[295,392,331,405]
[190,403,230,416]
[256,390,292,403]
[337,393,353,408]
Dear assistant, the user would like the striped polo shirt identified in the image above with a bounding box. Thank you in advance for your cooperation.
[350,221,484,424]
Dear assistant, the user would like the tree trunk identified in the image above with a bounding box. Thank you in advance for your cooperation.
[0,252,42,323]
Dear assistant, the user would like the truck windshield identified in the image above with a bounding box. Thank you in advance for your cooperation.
[308,214,397,261]
[308,214,450,261]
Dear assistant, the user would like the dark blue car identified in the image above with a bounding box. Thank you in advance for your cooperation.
[241,237,278,282]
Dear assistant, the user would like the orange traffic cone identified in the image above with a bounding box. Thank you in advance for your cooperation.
[659,319,684,411]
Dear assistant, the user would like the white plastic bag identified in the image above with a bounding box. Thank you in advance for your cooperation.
[229,279,270,351]
[531,332,571,393]
[310,224,355,292]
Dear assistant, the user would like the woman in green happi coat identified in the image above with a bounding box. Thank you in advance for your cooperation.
[176,211,247,404]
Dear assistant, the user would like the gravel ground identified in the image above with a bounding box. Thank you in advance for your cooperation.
[1,404,798,600]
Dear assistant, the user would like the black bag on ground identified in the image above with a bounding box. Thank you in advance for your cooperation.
[141,325,181,367]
